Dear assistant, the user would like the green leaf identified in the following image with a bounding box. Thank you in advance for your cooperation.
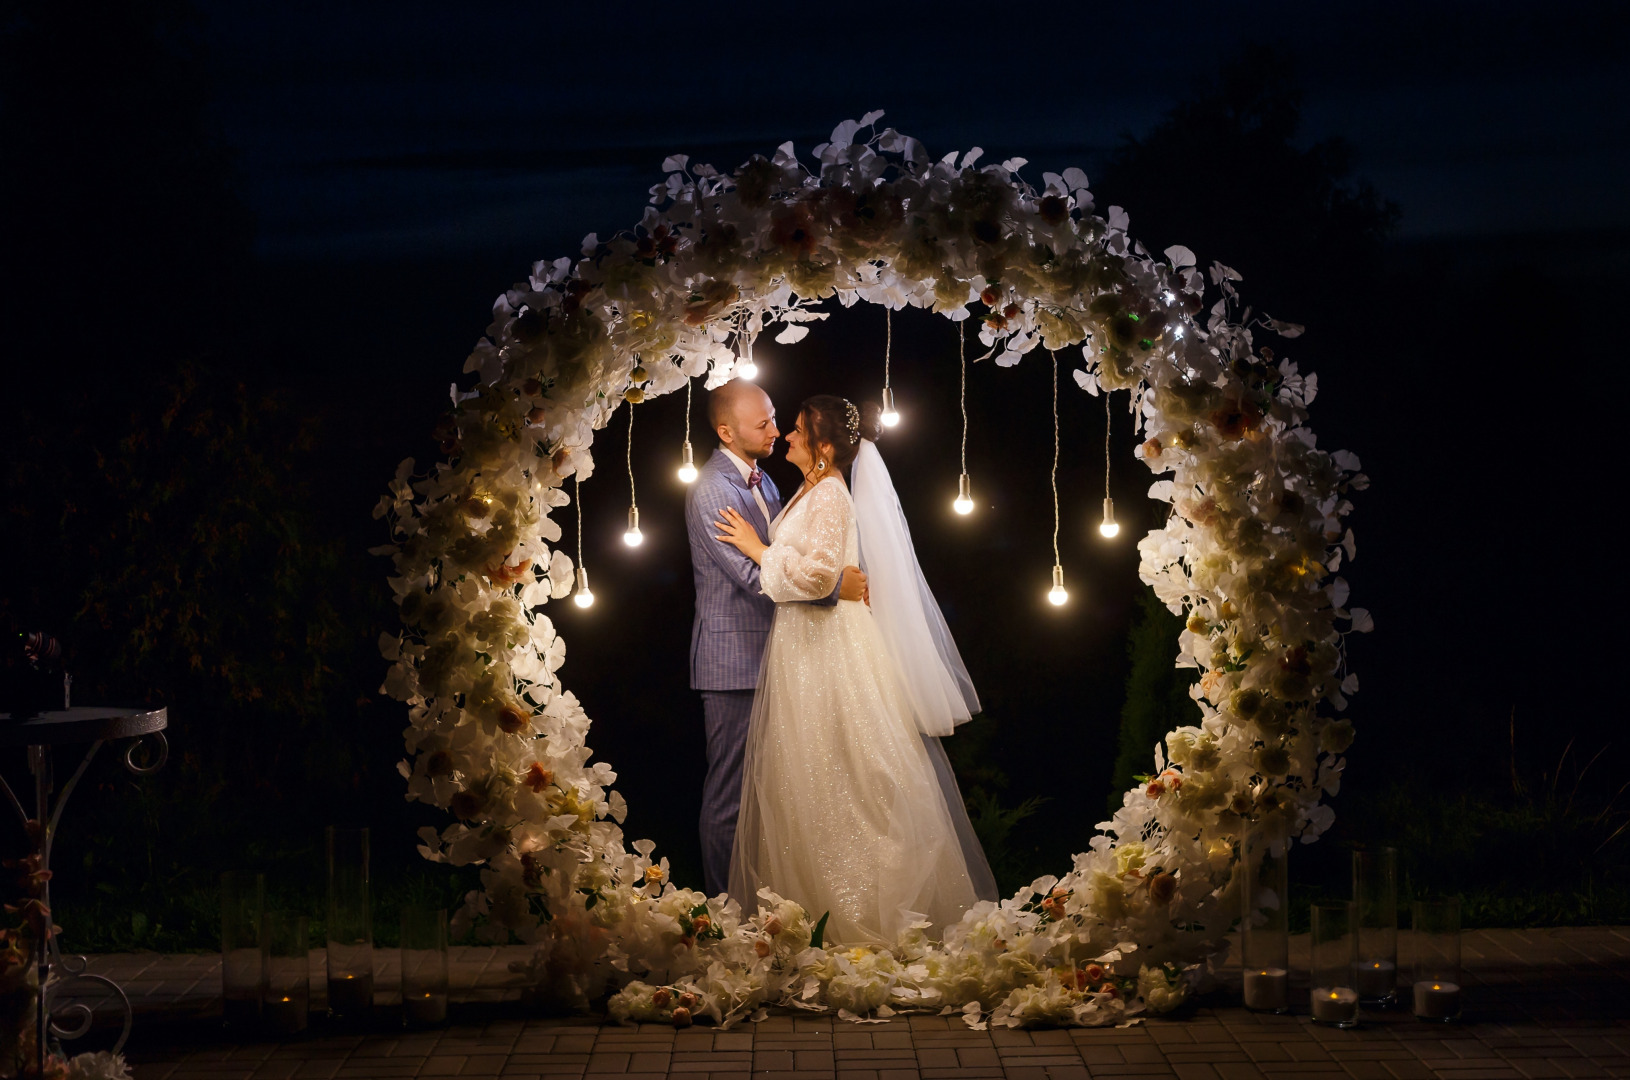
[810,911,830,950]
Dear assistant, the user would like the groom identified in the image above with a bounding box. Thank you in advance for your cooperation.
[685,380,866,896]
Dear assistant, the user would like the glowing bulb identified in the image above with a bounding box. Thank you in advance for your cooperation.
[1047,564,1068,607]
[677,440,698,484]
[953,472,974,515]
[1098,496,1120,538]
[573,567,595,608]
[623,506,644,547]
[880,386,900,428]
[737,360,758,380]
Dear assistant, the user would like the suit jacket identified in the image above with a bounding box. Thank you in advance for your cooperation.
[686,448,837,690]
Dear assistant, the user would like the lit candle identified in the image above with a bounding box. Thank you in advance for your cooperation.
[1242,967,1288,1011]
[1356,959,1396,998]
[327,971,373,1015]
[1310,986,1359,1025]
[1412,980,1461,1021]
[263,992,307,1035]
[404,990,448,1025]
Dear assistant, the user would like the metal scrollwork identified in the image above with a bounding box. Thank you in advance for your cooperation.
[123,730,168,775]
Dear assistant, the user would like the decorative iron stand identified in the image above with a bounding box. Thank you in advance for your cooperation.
[1,706,169,1073]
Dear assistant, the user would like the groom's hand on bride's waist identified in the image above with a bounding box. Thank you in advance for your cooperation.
[840,566,868,605]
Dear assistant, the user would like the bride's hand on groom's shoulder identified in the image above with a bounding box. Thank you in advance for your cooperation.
[840,566,868,605]
[713,506,767,564]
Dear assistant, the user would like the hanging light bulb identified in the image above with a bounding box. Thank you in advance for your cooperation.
[1099,497,1120,538]
[879,307,900,426]
[1048,563,1068,606]
[880,386,900,427]
[1098,393,1120,539]
[677,376,698,483]
[572,473,594,609]
[736,319,759,380]
[737,357,758,380]
[1046,351,1071,608]
[623,404,643,547]
[951,321,974,515]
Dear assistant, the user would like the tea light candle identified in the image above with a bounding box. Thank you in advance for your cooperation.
[1356,959,1396,998]
[1310,986,1359,1025]
[264,993,307,1035]
[1243,967,1288,1011]
[404,991,448,1025]
[1412,980,1461,1020]
[327,972,373,1015]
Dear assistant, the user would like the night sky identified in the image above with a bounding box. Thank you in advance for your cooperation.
[6,0,1627,893]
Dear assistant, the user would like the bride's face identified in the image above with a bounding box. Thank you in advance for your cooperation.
[784,411,822,474]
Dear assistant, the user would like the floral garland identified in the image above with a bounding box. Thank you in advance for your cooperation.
[375,113,1369,1028]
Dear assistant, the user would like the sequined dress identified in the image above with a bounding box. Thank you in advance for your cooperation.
[728,476,985,944]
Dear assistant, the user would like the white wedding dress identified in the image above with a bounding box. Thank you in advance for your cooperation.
[728,475,993,945]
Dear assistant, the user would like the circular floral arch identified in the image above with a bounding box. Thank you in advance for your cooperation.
[376,114,1370,1028]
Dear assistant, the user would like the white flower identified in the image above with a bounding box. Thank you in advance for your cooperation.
[66,1052,133,1080]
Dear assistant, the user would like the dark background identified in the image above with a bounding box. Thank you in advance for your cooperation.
[2,0,1625,948]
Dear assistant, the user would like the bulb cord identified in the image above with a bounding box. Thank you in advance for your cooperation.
[575,472,584,571]
[626,403,637,510]
[683,375,692,445]
[1051,350,1061,566]
[1104,392,1112,499]
[959,320,968,475]
[884,306,892,390]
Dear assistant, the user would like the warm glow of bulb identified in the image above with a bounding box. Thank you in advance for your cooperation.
[1328,991,1340,1000]
[574,589,595,608]
[678,463,698,484]
[1048,585,1068,606]
[1099,520,1120,538]
[281,996,291,1003]
[737,361,758,380]
[881,409,900,427]
[623,528,644,548]
[953,496,974,515]
[1431,984,1441,991]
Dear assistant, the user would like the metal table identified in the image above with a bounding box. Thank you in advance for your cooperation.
[1,707,168,1069]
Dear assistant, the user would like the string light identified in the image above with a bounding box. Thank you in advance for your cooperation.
[677,376,698,483]
[573,473,594,608]
[1047,351,1068,607]
[1099,393,1120,538]
[736,317,758,380]
[623,404,643,547]
[880,307,900,427]
[952,321,973,515]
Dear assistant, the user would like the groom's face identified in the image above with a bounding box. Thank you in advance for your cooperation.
[727,389,779,461]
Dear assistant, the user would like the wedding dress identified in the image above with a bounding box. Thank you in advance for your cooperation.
[728,474,994,945]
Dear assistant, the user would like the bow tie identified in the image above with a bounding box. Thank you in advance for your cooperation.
[747,468,763,490]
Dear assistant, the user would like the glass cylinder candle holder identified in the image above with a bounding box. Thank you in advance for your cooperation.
[1412,898,1463,1022]
[1240,819,1290,1013]
[325,826,374,1018]
[399,907,449,1026]
[262,911,309,1037]
[1310,900,1360,1027]
[220,871,266,1029]
[1352,846,1399,1006]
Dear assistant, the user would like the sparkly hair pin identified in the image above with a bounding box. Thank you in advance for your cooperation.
[843,400,861,444]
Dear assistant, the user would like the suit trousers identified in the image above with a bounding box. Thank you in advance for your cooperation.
[699,688,755,897]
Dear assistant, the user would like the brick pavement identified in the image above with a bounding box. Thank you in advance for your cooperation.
[46,927,1630,1079]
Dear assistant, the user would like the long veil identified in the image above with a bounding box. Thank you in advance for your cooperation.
[851,438,997,901]
[850,439,980,735]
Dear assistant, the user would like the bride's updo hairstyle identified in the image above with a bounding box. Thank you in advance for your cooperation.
[799,394,878,473]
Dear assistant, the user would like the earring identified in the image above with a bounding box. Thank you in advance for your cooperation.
[817,460,826,471]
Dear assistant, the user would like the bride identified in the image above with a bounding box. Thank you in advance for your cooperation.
[713,394,996,944]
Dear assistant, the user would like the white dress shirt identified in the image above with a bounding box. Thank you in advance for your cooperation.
[722,446,773,526]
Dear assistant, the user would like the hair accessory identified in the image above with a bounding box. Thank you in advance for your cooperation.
[843,400,860,444]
